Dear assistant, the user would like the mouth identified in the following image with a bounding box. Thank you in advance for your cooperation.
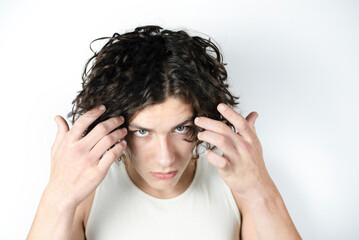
[151,171,178,180]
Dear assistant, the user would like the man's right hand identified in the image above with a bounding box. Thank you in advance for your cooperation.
[48,105,127,208]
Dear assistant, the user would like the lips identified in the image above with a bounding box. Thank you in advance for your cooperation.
[152,171,178,180]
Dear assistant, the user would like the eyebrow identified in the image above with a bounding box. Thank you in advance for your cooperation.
[128,116,194,132]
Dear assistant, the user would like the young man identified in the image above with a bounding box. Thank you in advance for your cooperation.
[28,26,301,239]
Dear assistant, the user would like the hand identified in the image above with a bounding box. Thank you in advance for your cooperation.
[48,105,127,208]
[195,103,273,200]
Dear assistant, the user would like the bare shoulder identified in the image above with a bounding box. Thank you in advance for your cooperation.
[231,190,258,240]
[70,191,96,240]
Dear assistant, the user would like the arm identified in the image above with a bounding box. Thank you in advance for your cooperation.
[233,187,299,240]
[195,104,301,240]
[27,106,127,240]
[27,186,77,240]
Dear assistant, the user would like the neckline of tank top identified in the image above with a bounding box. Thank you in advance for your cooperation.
[117,155,205,202]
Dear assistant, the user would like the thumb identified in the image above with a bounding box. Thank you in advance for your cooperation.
[52,115,69,155]
[246,112,258,129]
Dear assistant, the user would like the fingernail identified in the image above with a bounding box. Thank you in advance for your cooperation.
[119,116,124,121]
[218,104,227,111]
[194,117,199,124]
[99,105,106,111]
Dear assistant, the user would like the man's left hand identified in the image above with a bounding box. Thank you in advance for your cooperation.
[195,103,274,201]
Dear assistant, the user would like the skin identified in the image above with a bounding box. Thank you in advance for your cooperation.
[195,103,301,239]
[124,97,197,199]
[195,103,267,201]
[27,105,128,239]
[28,97,301,240]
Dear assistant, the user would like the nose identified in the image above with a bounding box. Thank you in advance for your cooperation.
[156,136,176,167]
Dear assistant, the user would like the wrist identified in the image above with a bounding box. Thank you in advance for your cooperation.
[244,182,285,213]
[238,182,301,239]
[42,184,78,213]
[242,177,281,204]
[27,185,77,239]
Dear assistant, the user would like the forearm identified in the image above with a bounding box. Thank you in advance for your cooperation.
[27,186,77,240]
[246,182,301,240]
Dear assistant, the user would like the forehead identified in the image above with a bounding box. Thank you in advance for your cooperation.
[129,97,194,128]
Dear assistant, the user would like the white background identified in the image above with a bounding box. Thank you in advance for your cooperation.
[1,0,358,239]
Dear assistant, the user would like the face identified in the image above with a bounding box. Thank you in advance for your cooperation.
[125,97,197,199]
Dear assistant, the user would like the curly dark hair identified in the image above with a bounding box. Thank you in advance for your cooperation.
[68,25,239,154]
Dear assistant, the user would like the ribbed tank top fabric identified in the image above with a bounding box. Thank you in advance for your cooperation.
[86,155,240,240]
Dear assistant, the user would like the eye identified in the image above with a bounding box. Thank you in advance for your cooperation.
[134,129,149,137]
[175,126,189,134]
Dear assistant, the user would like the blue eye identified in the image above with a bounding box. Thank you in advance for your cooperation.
[175,126,189,133]
[134,129,149,137]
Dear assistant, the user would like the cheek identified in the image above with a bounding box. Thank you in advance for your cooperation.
[178,141,196,155]
[170,139,197,162]
[126,137,156,173]
[127,137,154,160]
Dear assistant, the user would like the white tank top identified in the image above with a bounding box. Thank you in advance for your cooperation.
[86,155,241,240]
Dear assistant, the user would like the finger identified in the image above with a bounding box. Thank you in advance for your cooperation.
[194,116,236,139]
[197,130,238,161]
[89,128,127,161]
[246,112,258,130]
[81,116,125,150]
[70,105,106,140]
[97,140,127,173]
[217,103,255,139]
[52,115,69,154]
[205,149,231,170]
